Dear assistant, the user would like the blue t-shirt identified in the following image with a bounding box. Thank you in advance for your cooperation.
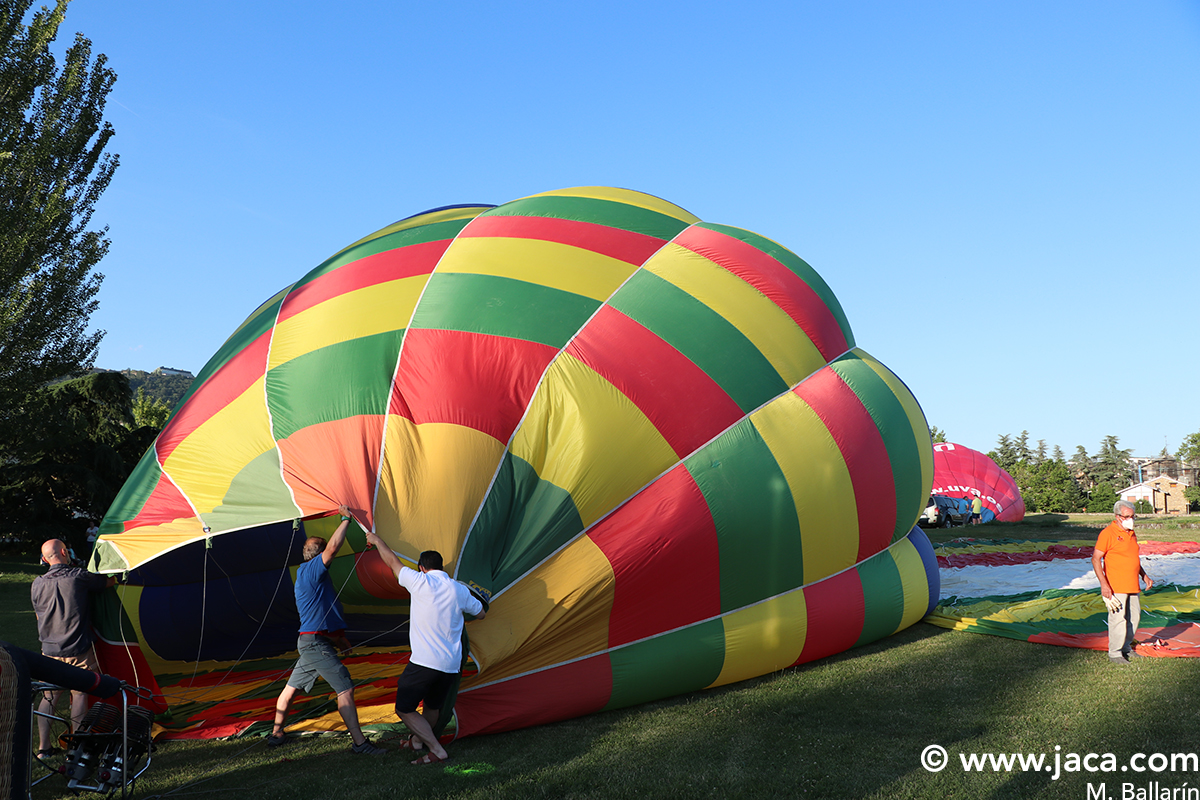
[294,557,347,633]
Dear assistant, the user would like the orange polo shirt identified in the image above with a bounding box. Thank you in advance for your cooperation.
[1095,520,1142,594]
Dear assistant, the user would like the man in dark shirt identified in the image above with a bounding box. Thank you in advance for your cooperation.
[31,539,116,758]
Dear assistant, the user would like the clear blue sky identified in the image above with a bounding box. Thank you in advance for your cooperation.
[57,0,1200,460]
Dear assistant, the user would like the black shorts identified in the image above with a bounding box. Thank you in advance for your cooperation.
[394,662,456,713]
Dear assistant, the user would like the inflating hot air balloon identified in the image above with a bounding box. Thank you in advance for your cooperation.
[94,187,939,739]
[928,539,1200,656]
[931,442,1025,524]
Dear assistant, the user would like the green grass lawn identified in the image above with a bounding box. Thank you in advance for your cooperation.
[8,516,1200,799]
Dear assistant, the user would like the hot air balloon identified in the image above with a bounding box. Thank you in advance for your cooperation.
[928,539,1200,656]
[930,442,1025,524]
[94,187,939,739]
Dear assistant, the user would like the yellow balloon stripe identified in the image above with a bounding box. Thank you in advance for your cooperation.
[465,534,614,682]
[644,243,826,385]
[111,584,149,660]
[268,277,427,370]
[750,392,860,584]
[712,589,808,687]
[286,689,403,733]
[436,237,639,303]
[928,593,1107,629]
[526,186,701,225]
[162,377,278,516]
[95,519,206,572]
[889,536,933,633]
[510,353,678,529]
[374,419,507,573]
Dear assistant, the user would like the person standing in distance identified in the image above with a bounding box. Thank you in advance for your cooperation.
[31,539,116,759]
[1092,500,1153,664]
[269,505,386,754]
[84,521,99,559]
[363,531,484,765]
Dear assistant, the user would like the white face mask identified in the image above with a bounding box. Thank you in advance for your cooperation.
[1121,517,1135,531]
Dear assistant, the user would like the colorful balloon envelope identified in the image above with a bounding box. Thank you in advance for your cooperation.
[96,187,939,738]
[931,442,1025,524]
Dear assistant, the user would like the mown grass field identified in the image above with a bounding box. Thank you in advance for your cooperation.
[6,514,1200,799]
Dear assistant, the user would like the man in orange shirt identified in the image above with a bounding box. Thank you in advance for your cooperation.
[1091,500,1153,664]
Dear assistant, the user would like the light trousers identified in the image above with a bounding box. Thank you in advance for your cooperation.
[1107,592,1141,657]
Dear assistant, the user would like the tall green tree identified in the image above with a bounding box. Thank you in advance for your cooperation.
[1089,482,1118,515]
[1016,460,1085,513]
[0,371,154,546]
[0,0,117,418]
[1070,445,1094,490]
[132,386,170,428]
[1093,435,1133,489]
[1186,485,1200,513]
[929,425,947,444]
[990,434,1019,472]
[1177,432,1200,467]
[1016,430,1032,463]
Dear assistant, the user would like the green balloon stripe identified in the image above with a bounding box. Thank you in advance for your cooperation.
[98,444,165,538]
[459,453,585,595]
[608,270,787,413]
[605,618,725,711]
[829,352,925,543]
[297,217,476,288]
[206,448,297,532]
[684,418,804,613]
[266,330,404,441]
[412,272,601,348]
[483,195,692,242]
[853,547,905,647]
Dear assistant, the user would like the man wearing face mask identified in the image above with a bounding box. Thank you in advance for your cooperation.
[1092,500,1153,664]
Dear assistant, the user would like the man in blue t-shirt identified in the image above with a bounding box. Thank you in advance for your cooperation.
[269,505,385,755]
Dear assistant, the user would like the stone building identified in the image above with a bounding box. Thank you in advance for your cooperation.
[1120,476,1190,514]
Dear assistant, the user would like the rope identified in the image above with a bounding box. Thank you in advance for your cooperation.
[187,541,210,688]
[199,528,301,693]
[116,520,416,712]
[104,515,466,745]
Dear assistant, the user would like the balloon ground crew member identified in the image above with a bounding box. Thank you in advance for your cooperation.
[1091,500,1153,665]
[269,505,386,754]
[31,539,117,760]
[363,531,485,765]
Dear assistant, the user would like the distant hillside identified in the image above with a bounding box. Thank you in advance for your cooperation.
[119,368,195,411]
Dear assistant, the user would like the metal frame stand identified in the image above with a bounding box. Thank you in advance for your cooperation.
[28,681,153,799]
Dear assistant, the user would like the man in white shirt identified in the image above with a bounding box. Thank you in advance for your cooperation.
[364,532,484,765]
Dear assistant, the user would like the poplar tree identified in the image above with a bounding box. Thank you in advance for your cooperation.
[0,0,117,424]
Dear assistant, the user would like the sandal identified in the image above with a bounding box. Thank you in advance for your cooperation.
[412,751,449,766]
[397,735,425,751]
